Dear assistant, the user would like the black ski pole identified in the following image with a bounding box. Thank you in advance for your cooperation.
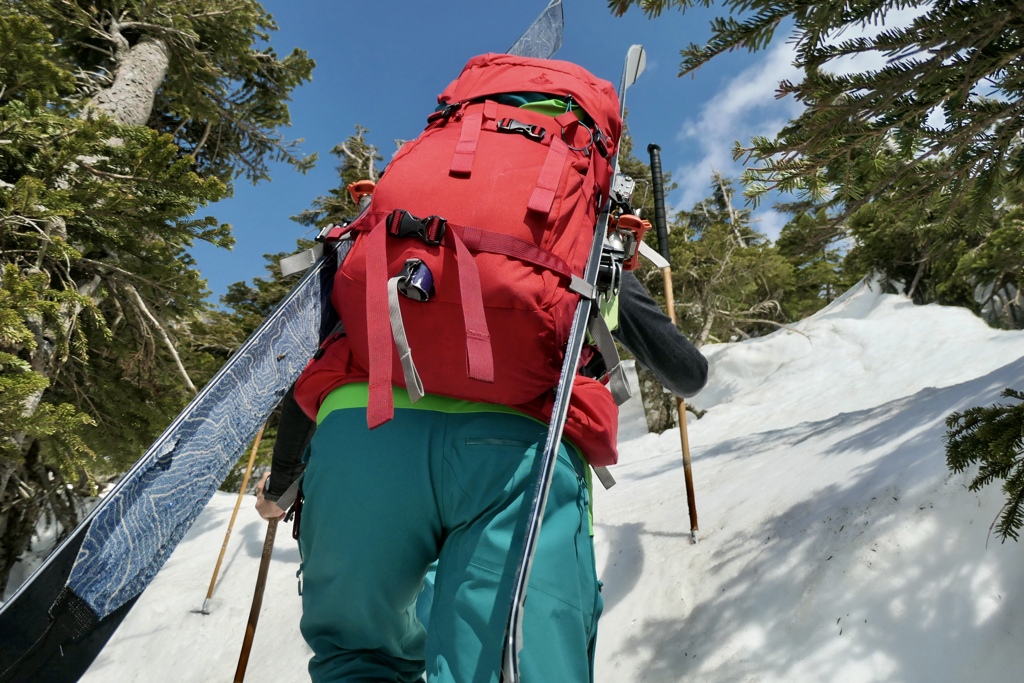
[648,143,698,543]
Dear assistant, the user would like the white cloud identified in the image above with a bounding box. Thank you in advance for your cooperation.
[823,6,928,76]
[752,208,788,242]
[666,6,930,237]
[670,40,803,216]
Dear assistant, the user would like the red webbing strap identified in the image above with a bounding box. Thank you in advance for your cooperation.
[449,101,498,176]
[527,134,569,214]
[443,229,494,383]
[342,211,386,236]
[364,217,395,428]
[449,111,481,175]
[452,224,573,280]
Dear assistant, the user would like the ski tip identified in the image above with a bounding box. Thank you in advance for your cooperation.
[624,45,646,88]
[507,0,564,59]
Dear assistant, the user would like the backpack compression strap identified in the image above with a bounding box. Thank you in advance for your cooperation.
[445,103,604,218]
[346,208,592,429]
[363,211,494,429]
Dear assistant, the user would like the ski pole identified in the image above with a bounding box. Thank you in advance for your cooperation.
[195,421,268,615]
[648,143,699,543]
[233,517,278,682]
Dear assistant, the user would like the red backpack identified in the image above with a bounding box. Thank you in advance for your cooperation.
[294,53,624,464]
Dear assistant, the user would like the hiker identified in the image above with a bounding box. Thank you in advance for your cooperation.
[256,53,707,683]
[257,269,706,682]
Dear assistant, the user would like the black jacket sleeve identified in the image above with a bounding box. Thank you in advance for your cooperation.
[263,384,315,502]
[613,271,708,398]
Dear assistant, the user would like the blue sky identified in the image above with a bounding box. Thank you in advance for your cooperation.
[191,0,803,301]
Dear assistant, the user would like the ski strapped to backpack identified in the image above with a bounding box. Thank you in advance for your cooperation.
[500,44,648,683]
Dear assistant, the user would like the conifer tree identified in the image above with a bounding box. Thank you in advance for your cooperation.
[294,126,383,230]
[665,173,794,346]
[0,1,313,589]
[772,202,851,321]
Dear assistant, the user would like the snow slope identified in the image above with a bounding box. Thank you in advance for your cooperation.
[80,279,1024,682]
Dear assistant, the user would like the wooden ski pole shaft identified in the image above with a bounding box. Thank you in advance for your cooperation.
[649,143,699,542]
[234,517,278,682]
[198,422,268,614]
[660,266,699,541]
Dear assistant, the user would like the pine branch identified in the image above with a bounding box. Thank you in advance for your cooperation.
[945,388,1024,542]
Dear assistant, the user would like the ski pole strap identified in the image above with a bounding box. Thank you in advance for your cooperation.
[388,273,425,404]
[586,313,632,406]
[592,465,616,489]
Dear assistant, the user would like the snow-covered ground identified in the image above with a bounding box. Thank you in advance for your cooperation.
[79,279,1024,682]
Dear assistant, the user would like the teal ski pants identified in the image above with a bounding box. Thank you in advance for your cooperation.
[298,407,603,683]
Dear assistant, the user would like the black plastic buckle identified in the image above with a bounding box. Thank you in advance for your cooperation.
[497,118,546,142]
[386,210,446,246]
[427,101,461,124]
[593,129,610,159]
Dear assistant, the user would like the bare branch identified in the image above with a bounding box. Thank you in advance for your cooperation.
[76,160,158,183]
[720,316,810,338]
[192,120,213,157]
[122,284,198,394]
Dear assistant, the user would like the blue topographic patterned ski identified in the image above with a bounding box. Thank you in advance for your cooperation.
[507,0,563,57]
[0,3,564,682]
[0,240,345,683]
[69,241,343,618]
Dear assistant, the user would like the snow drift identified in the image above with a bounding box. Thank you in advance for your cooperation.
[80,279,1024,682]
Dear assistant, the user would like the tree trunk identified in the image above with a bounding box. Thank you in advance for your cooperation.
[637,363,677,433]
[906,257,927,301]
[91,36,170,127]
[697,310,716,346]
[0,444,43,591]
[14,27,170,454]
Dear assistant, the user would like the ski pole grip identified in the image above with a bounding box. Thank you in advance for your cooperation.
[647,143,670,263]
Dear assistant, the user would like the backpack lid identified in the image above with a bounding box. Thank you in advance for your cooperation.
[437,53,623,154]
